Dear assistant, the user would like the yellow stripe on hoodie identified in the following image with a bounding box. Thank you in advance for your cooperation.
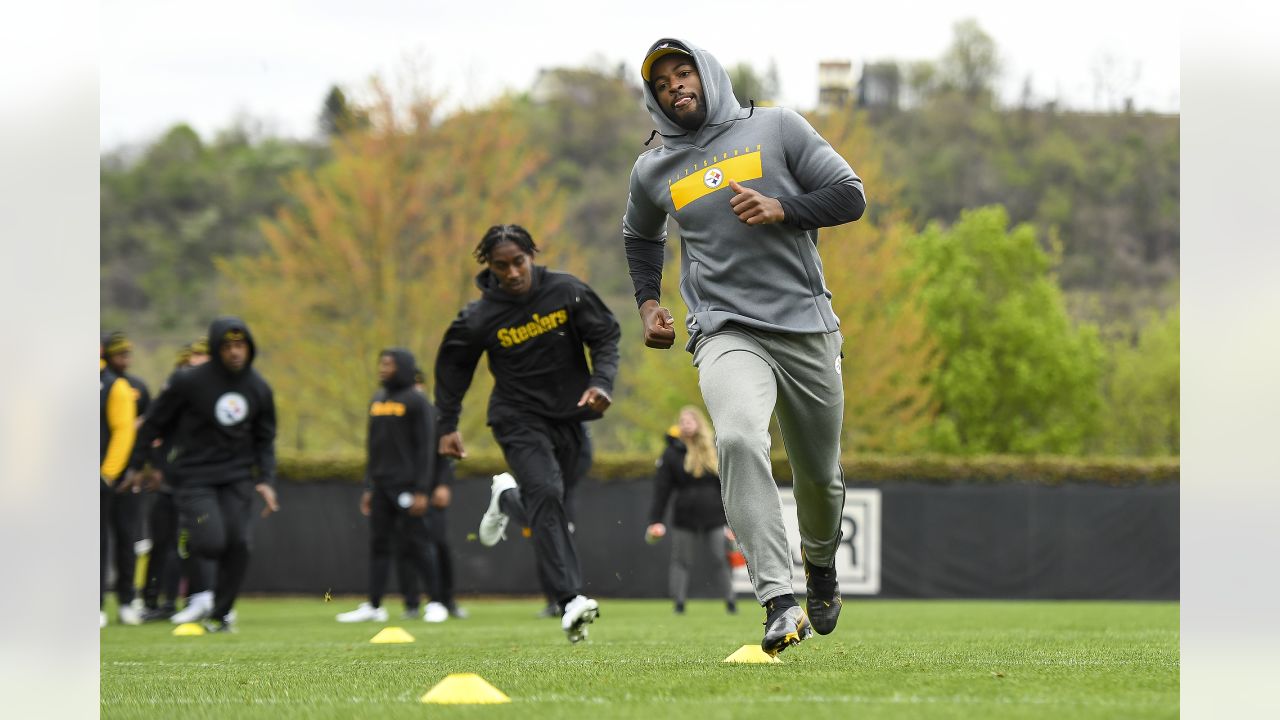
[669,150,763,211]
[100,377,136,481]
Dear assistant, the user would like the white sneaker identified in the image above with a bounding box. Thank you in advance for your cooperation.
[336,602,387,623]
[170,591,214,624]
[478,473,517,547]
[118,603,143,626]
[100,611,107,629]
[423,602,449,623]
[561,595,599,644]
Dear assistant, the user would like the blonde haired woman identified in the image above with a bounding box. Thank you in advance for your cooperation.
[646,406,737,614]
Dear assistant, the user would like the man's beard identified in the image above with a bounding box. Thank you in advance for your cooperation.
[665,105,706,131]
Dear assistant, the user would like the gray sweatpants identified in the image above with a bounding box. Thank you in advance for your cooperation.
[693,326,846,603]
[669,526,734,605]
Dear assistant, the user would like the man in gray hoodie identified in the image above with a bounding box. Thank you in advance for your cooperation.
[622,38,866,656]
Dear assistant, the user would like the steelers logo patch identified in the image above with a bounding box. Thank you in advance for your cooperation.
[703,167,724,189]
[214,392,249,426]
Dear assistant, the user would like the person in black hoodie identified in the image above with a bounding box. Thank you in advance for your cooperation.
[100,331,150,624]
[140,338,215,624]
[395,364,468,621]
[129,317,280,632]
[102,330,152,421]
[336,349,442,624]
[435,224,620,644]
[645,406,737,615]
[100,339,139,627]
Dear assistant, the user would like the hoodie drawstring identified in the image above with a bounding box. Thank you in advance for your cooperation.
[642,100,756,146]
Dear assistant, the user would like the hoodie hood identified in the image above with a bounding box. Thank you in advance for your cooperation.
[207,316,256,374]
[475,264,546,304]
[380,347,417,392]
[641,38,744,148]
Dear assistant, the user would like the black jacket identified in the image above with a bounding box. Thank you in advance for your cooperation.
[121,372,151,417]
[140,365,197,491]
[648,434,726,531]
[364,348,437,492]
[435,265,621,433]
[132,316,277,487]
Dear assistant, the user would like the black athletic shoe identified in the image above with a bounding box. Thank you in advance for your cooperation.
[141,606,175,623]
[536,602,562,619]
[674,601,685,615]
[760,600,812,657]
[725,600,738,615]
[203,616,236,634]
[804,553,842,635]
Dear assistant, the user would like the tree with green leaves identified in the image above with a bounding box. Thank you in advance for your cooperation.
[909,205,1104,454]
[1099,302,1179,456]
[318,85,369,137]
[218,83,573,453]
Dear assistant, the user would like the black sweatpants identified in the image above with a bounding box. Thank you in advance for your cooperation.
[492,416,587,606]
[175,481,256,621]
[142,491,180,610]
[369,485,438,609]
[397,505,453,610]
[100,481,142,608]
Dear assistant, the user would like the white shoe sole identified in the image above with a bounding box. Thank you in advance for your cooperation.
[478,473,517,546]
[563,598,599,643]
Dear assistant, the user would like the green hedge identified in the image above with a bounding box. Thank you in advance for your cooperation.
[277,451,1178,487]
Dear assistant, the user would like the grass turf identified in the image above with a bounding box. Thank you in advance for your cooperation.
[101,597,1178,719]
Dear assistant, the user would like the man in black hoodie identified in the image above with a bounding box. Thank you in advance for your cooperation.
[336,349,442,624]
[130,317,280,632]
[100,331,151,624]
[140,338,215,624]
[435,224,620,644]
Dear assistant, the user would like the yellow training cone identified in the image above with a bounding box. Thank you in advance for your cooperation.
[421,673,511,704]
[723,644,781,664]
[369,626,415,644]
[172,623,206,637]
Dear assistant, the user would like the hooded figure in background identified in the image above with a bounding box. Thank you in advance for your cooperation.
[623,38,866,657]
[130,316,279,632]
[336,348,447,625]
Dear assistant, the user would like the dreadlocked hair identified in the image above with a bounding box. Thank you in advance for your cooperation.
[474,224,539,264]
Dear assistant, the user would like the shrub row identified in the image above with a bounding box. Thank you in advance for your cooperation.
[277,452,1178,487]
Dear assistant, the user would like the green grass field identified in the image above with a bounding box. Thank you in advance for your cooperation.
[101,597,1178,719]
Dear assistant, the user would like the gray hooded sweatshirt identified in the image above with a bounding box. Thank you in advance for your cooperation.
[623,39,865,351]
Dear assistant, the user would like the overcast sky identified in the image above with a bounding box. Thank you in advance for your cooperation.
[100,0,1180,149]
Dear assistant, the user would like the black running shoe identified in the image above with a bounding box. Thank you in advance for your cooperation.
[203,616,236,634]
[761,602,812,657]
[804,554,842,636]
[141,606,175,623]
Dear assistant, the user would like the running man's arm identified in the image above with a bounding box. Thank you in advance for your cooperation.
[623,166,679,349]
[433,309,484,435]
[773,108,866,231]
[622,164,670,309]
